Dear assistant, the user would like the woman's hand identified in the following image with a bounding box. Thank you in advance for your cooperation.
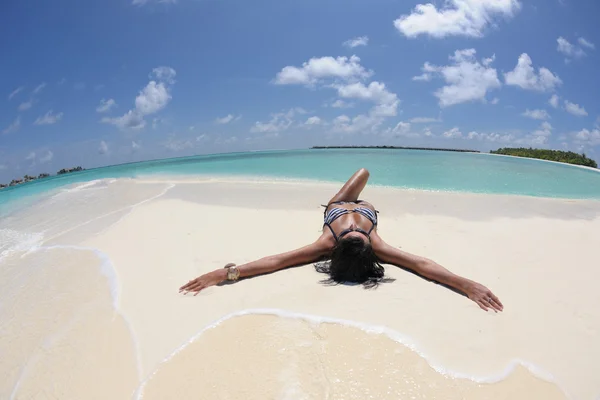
[465,281,503,312]
[179,269,227,295]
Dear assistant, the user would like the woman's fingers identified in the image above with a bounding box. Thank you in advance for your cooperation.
[489,298,503,312]
[179,281,195,292]
[193,287,204,296]
[477,300,488,311]
[491,293,503,308]
[180,279,199,292]
[186,282,204,293]
[486,290,503,311]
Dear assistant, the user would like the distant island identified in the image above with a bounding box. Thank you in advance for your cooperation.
[311,145,480,153]
[490,148,597,168]
[0,166,85,189]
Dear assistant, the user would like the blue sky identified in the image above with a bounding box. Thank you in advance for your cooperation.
[1,0,599,182]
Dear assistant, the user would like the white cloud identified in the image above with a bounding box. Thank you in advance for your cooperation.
[504,53,562,92]
[135,81,171,115]
[102,67,176,130]
[556,37,595,62]
[2,116,21,134]
[332,114,385,135]
[490,97,499,105]
[443,127,463,138]
[453,127,547,146]
[336,81,399,117]
[522,109,550,120]
[18,100,34,111]
[196,134,210,143]
[251,108,305,133]
[533,121,553,137]
[412,73,432,82]
[39,150,53,164]
[274,55,372,86]
[394,0,521,39]
[564,100,588,117]
[215,114,234,124]
[549,94,560,108]
[132,141,141,151]
[557,37,585,58]
[573,128,600,146]
[415,49,501,107]
[25,152,36,164]
[8,86,24,100]
[382,121,422,138]
[343,36,369,48]
[214,114,240,125]
[274,56,398,135]
[466,130,515,143]
[32,82,46,95]
[102,110,146,130]
[305,116,322,126]
[411,62,436,81]
[334,115,350,125]
[98,141,109,155]
[34,110,63,125]
[578,37,595,49]
[96,98,117,113]
[151,66,177,84]
[331,99,354,108]
[329,81,400,133]
[409,117,441,123]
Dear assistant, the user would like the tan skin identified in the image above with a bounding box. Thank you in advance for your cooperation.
[180,168,503,313]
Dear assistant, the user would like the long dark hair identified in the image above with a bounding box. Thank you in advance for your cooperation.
[315,236,385,288]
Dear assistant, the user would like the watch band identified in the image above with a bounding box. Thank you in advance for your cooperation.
[224,263,240,281]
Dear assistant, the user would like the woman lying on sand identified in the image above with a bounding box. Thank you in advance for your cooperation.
[180,168,503,312]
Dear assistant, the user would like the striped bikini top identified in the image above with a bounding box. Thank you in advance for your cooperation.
[322,201,378,241]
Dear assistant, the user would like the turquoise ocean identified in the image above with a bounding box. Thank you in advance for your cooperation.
[1,149,600,216]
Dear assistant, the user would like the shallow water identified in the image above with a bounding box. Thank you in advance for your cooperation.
[2,149,600,217]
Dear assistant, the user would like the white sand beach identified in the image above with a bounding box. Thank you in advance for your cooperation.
[1,177,599,399]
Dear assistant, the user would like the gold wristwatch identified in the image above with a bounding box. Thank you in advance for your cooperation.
[224,263,240,281]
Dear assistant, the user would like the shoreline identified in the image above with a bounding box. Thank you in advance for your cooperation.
[134,174,600,200]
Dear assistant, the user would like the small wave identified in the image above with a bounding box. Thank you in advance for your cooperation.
[134,309,565,400]
[19,244,143,382]
[54,179,115,197]
[0,229,44,262]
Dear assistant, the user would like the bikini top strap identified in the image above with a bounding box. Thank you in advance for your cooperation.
[324,223,339,241]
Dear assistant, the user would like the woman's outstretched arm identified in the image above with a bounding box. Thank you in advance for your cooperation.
[180,236,332,295]
[371,235,503,312]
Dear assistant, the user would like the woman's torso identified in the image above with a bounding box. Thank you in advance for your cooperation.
[323,201,378,238]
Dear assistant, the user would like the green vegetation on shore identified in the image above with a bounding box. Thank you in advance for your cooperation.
[311,145,479,153]
[490,148,597,168]
[0,166,85,189]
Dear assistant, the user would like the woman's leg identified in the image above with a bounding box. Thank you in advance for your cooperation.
[327,168,370,205]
